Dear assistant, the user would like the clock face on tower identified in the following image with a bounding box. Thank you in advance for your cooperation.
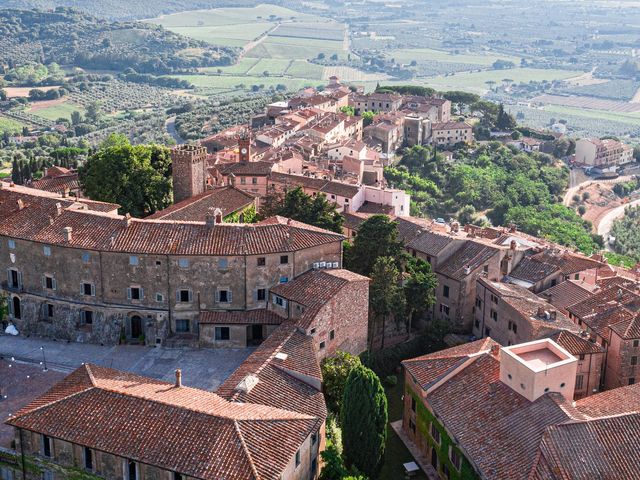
[241,148,247,155]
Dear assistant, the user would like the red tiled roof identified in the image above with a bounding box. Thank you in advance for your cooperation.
[403,338,497,389]
[508,256,560,284]
[537,413,640,480]
[437,241,498,280]
[574,382,640,418]
[537,280,594,312]
[147,186,255,221]
[0,187,344,255]
[548,331,603,355]
[30,173,80,195]
[270,269,369,328]
[7,364,319,480]
[531,250,603,276]
[406,230,455,256]
[200,309,283,325]
[218,324,326,420]
[216,161,275,176]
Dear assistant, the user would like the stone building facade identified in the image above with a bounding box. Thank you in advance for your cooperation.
[171,144,208,203]
[1,185,343,347]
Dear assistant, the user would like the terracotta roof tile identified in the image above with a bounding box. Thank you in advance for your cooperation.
[200,309,283,325]
[0,187,343,256]
[437,242,499,280]
[7,364,319,480]
[548,331,603,355]
[147,186,255,221]
[508,256,560,284]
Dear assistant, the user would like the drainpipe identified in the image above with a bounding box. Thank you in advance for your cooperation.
[19,428,26,480]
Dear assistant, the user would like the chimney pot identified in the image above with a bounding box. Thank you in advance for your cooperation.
[63,226,73,242]
[490,344,500,356]
[17,198,24,210]
[55,202,62,216]
[175,369,182,388]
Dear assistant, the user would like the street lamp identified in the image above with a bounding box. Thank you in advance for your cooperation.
[40,346,48,372]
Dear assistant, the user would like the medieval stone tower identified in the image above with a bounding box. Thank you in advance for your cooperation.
[238,129,252,163]
[171,144,208,204]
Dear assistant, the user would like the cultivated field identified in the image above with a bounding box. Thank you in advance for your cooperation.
[532,94,640,113]
[422,68,585,94]
[150,4,352,96]
[389,48,520,67]
[26,101,84,121]
[4,86,61,98]
[0,115,24,134]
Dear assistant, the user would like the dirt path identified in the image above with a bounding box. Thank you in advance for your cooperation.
[242,23,279,56]
[563,175,633,206]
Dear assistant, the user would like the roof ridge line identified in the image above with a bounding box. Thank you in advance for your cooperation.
[234,420,261,480]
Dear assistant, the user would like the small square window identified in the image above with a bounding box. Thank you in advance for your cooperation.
[634,340,640,348]
[8,239,16,249]
[443,285,450,298]
[430,423,440,444]
[215,326,230,340]
[82,283,94,296]
[411,397,416,412]
[81,310,93,325]
[82,252,90,263]
[279,276,289,284]
[46,304,54,318]
[155,260,162,266]
[43,246,51,256]
[178,258,189,268]
[319,341,326,349]
[129,287,142,300]
[295,450,301,467]
[632,356,638,366]
[44,275,55,290]
[219,258,228,269]
[176,319,190,333]
[252,177,258,184]
[310,328,316,335]
[257,257,266,267]
[129,256,138,266]
[156,293,164,302]
[218,290,230,303]
[257,288,266,301]
[179,290,191,303]
[280,255,289,264]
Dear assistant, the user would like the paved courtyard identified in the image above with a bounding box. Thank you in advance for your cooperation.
[0,335,254,391]
[0,360,67,447]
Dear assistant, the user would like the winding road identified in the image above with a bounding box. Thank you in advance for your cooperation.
[597,198,640,249]
[165,116,185,145]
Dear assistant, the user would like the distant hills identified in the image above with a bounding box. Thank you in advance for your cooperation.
[0,8,238,73]
[0,0,272,20]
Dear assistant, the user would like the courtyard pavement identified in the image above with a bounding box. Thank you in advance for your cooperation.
[0,334,254,391]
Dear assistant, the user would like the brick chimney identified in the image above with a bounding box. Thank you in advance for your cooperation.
[55,202,62,216]
[175,369,182,388]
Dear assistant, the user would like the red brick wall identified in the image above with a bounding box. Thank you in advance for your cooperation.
[307,278,369,360]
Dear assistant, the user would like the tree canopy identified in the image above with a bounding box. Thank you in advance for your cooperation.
[78,134,172,217]
[345,215,404,276]
[341,364,388,478]
[273,186,344,233]
[321,351,363,415]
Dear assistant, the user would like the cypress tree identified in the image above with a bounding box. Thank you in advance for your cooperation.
[340,364,388,478]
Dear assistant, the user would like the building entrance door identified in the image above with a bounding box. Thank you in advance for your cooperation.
[131,315,143,339]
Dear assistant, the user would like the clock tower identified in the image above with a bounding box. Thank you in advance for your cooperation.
[238,129,251,163]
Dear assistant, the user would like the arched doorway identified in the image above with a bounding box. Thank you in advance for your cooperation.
[431,447,438,470]
[130,315,143,339]
[12,296,21,319]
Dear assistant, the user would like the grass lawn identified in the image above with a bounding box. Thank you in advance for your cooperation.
[380,380,428,480]
[390,47,520,66]
[422,68,586,94]
[0,115,24,134]
[28,102,84,121]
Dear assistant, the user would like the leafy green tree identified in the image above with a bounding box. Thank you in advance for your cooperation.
[496,104,517,130]
[340,105,355,116]
[321,351,362,414]
[404,256,437,332]
[78,134,172,217]
[341,365,388,478]
[361,111,375,126]
[345,215,403,276]
[369,256,405,350]
[276,187,343,233]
